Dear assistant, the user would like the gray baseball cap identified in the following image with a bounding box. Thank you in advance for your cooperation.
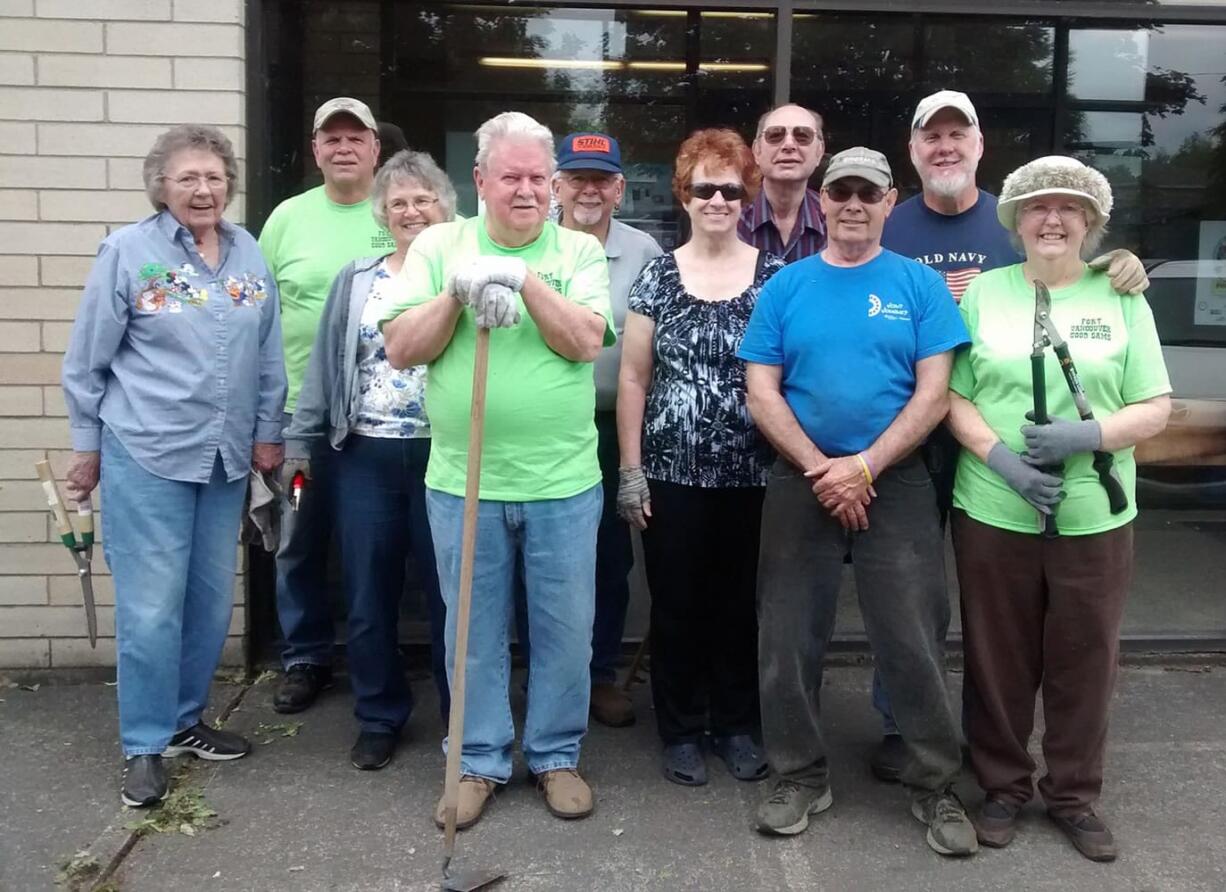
[313,97,377,132]
[912,90,979,130]
[821,147,892,189]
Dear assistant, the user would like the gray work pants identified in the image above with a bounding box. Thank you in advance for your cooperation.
[757,453,961,792]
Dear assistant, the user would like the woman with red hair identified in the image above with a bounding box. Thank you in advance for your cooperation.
[616,129,783,786]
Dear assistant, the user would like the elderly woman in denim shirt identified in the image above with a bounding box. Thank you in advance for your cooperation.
[283,150,455,771]
[61,124,287,808]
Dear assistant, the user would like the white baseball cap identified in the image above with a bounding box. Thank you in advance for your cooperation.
[313,97,377,133]
[912,90,979,130]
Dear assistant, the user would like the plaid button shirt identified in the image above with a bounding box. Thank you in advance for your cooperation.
[737,187,827,264]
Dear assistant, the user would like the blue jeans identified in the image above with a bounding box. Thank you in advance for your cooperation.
[513,412,632,685]
[101,427,247,756]
[335,435,448,732]
[276,412,336,669]
[427,484,601,783]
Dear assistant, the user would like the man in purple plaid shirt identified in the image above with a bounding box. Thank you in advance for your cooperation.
[738,104,827,263]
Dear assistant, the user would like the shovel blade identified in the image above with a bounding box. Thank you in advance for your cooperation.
[441,867,505,891]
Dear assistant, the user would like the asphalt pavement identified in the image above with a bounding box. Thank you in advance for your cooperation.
[1,662,1223,892]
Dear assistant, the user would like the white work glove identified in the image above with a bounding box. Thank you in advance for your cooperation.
[471,282,520,329]
[1088,249,1148,295]
[447,256,527,305]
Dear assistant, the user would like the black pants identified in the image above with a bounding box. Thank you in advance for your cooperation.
[641,480,764,744]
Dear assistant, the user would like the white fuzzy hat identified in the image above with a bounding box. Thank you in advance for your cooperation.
[996,155,1113,232]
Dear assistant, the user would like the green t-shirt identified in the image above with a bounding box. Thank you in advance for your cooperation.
[949,264,1170,535]
[258,185,395,411]
[381,216,614,501]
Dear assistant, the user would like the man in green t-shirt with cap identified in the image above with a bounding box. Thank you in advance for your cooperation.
[382,111,613,830]
[258,97,394,714]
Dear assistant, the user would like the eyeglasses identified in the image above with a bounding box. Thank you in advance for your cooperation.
[388,195,440,213]
[166,174,227,190]
[688,182,747,201]
[1020,201,1086,222]
[760,125,820,147]
[823,183,887,204]
[562,172,617,188]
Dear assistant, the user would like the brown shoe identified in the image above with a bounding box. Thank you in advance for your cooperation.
[590,682,635,727]
[974,797,1020,848]
[434,776,496,830]
[1048,810,1117,862]
[537,768,593,819]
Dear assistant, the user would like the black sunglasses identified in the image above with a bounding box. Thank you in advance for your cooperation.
[824,182,887,204]
[689,182,747,201]
[760,125,820,147]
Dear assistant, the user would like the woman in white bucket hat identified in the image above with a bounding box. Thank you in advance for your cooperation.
[945,155,1172,861]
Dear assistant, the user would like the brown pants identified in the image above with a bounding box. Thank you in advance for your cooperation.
[952,510,1133,817]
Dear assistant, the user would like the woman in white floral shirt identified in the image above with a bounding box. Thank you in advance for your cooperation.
[284,150,456,771]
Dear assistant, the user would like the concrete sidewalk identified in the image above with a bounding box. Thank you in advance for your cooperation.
[1,663,1223,892]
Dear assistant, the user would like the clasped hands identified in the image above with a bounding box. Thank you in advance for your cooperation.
[806,455,875,531]
[447,256,526,328]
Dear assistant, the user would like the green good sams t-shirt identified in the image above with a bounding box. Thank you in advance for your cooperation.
[380,216,614,501]
[949,264,1171,535]
[258,186,395,411]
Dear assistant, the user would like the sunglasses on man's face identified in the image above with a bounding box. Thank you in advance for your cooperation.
[824,182,887,204]
[760,125,820,147]
[689,182,747,201]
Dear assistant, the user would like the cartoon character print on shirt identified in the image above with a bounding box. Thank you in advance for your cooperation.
[224,273,268,307]
[135,262,208,314]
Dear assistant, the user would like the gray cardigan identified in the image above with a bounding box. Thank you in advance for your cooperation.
[283,254,394,460]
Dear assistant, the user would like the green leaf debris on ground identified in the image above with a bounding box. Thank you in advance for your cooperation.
[124,772,221,837]
[55,850,100,889]
[254,720,304,745]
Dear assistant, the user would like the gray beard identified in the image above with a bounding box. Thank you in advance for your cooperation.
[924,169,974,199]
[571,204,605,227]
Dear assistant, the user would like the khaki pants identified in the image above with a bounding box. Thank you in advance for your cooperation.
[952,510,1133,817]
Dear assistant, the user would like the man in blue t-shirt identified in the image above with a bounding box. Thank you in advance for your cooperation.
[870,90,1152,787]
[739,147,977,857]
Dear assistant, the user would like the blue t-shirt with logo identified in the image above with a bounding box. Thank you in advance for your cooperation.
[738,249,970,456]
[882,190,1020,303]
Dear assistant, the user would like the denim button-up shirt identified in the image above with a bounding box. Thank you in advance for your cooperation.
[63,210,287,483]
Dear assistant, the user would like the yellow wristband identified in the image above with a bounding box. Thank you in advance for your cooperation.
[855,453,873,485]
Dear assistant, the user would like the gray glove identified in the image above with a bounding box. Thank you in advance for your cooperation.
[986,443,1063,515]
[616,465,651,529]
[1020,415,1101,465]
[1088,248,1148,295]
[448,256,527,305]
[280,457,311,499]
[472,282,520,328]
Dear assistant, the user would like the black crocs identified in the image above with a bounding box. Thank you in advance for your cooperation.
[662,742,708,786]
[711,734,768,781]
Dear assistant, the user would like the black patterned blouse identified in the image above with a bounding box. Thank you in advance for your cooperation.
[628,250,784,488]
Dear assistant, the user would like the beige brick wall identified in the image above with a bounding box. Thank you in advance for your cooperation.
[0,0,248,669]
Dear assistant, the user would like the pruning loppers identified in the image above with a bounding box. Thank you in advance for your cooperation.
[1031,281,1129,537]
[35,459,97,647]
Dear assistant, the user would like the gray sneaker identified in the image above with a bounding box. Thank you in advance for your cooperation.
[911,788,979,856]
[755,779,833,835]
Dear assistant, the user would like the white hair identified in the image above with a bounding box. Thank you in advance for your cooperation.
[475,112,555,173]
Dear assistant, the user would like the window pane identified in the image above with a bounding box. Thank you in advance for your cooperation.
[1068,29,1149,101]
[924,22,1054,94]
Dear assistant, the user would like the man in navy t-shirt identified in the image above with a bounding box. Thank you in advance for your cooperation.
[740,147,977,857]
[869,91,1153,788]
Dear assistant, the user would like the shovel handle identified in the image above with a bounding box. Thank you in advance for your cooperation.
[442,326,492,857]
[35,460,78,549]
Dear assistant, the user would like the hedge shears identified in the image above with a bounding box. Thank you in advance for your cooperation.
[1031,281,1128,537]
[36,459,97,647]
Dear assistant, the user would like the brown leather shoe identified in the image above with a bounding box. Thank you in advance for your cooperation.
[1049,810,1118,862]
[537,768,593,819]
[590,682,635,727]
[974,796,1020,848]
[434,776,496,830]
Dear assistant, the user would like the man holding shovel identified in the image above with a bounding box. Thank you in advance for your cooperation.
[382,111,613,830]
